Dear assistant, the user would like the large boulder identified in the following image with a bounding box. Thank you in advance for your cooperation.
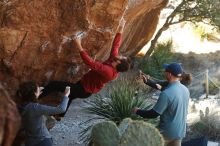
[0,0,168,95]
[0,83,20,146]
[0,1,168,145]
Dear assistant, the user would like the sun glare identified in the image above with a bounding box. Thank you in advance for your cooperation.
[169,24,220,54]
[138,9,220,55]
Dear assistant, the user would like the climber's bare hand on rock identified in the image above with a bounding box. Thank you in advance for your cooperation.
[74,38,84,52]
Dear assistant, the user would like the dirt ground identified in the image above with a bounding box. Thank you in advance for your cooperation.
[50,97,92,146]
[49,89,107,146]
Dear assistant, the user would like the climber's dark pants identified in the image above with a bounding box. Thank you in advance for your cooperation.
[40,81,91,116]
[29,138,53,146]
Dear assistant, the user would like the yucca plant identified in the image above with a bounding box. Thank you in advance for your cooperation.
[79,75,155,144]
[86,76,152,123]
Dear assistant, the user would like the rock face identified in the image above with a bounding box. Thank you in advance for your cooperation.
[0,0,168,94]
[0,83,20,146]
[0,0,167,145]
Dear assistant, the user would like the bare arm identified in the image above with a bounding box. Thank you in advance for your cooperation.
[107,19,126,60]
[73,38,109,74]
[74,38,84,52]
[34,87,70,116]
[117,18,126,33]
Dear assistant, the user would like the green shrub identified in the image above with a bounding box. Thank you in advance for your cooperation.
[208,79,220,95]
[193,24,219,42]
[193,25,209,41]
[202,78,220,95]
[139,40,174,80]
[191,107,220,141]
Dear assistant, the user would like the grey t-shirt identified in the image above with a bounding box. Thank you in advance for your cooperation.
[153,81,189,139]
[21,96,69,146]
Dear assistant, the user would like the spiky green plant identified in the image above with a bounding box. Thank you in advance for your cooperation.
[79,76,155,144]
[84,76,153,124]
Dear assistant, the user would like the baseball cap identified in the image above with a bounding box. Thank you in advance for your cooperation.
[163,63,183,77]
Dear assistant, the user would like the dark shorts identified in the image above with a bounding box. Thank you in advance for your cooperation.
[40,81,92,117]
[29,138,53,146]
[40,81,91,99]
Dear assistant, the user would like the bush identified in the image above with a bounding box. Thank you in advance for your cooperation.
[139,40,174,80]
[193,24,219,42]
[202,78,220,95]
[190,107,220,141]
[208,78,220,95]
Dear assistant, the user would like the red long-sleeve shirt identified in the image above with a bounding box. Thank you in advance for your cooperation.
[80,33,122,93]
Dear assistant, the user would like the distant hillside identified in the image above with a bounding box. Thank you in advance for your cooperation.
[174,51,220,98]
[175,51,220,78]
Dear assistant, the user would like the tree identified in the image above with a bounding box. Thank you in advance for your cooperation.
[144,0,220,57]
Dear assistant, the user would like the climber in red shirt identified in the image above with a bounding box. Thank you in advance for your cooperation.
[40,19,131,116]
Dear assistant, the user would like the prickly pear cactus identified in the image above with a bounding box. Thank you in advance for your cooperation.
[91,121,120,146]
[119,120,164,146]
[118,118,132,136]
[91,118,164,146]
